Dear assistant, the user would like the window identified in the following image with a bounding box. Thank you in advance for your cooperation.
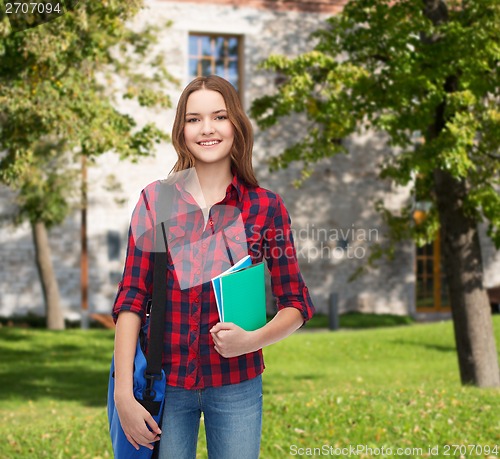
[188,34,242,93]
[415,229,450,312]
[107,230,121,261]
[413,174,450,312]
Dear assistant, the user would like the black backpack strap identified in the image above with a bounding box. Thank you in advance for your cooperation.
[143,181,172,398]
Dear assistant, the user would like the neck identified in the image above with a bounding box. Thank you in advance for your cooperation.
[193,162,234,208]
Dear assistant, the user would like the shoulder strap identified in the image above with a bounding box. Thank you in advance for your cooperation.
[146,181,172,378]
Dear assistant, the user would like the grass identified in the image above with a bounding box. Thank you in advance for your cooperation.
[0,318,499,458]
[304,312,415,329]
[1,311,414,331]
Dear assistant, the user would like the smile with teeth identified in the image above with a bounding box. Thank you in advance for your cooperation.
[198,140,221,146]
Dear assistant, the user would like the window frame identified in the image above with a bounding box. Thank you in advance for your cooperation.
[414,221,451,313]
[188,32,244,99]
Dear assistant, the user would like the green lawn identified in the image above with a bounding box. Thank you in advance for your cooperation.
[304,312,414,329]
[1,318,499,458]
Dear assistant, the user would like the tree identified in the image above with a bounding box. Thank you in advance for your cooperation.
[251,0,500,387]
[0,1,174,329]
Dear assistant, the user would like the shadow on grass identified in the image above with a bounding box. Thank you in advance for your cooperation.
[390,339,456,353]
[0,328,115,407]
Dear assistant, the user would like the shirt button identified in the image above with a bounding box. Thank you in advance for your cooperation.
[209,220,214,226]
[235,236,240,241]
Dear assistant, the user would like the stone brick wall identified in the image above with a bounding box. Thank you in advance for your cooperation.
[159,0,347,13]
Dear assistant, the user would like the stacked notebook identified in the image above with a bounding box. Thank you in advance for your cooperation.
[211,255,267,331]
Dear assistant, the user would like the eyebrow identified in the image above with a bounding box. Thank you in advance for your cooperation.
[185,109,228,116]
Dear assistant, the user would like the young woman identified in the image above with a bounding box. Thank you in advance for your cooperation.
[112,75,315,459]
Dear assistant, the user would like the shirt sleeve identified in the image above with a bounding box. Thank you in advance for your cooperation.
[112,187,156,324]
[263,194,315,322]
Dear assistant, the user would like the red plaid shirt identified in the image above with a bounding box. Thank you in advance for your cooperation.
[113,173,315,389]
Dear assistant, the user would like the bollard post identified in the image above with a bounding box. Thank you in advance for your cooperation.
[81,309,90,330]
[329,292,339,331]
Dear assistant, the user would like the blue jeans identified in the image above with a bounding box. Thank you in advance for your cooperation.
[158,374,263,459]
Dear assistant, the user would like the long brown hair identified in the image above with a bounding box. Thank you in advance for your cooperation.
[171,75,258,187]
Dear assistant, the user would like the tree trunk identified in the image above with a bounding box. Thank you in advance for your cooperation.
[31,220,65,330]
[422,0,499,388]
[433,170,500,387]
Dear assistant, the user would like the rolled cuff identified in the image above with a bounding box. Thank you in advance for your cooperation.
[276,285,315,322]
[112,284,149,325]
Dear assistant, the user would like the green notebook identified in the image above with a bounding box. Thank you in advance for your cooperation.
[214,262,266,331]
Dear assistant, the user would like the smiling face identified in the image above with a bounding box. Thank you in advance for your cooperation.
[183,89,235,169]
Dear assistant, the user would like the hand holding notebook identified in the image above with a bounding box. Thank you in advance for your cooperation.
[211,255,267,331]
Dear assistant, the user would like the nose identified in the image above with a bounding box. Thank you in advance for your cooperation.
[201,118,215,135]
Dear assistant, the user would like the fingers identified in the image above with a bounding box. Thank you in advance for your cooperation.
[135,415,161,447]
[145,413,162,436]
[210,323,236,348]
[210,322,235,333]
[211,331,223,355]
[121,404,162,450]
[212,331,232,358]
[211,330,229,356]
[211,323,253,358]
[213,344,225,357]
[210,324,222,334]
[125,433,140,451]
[127,426,160,450]
[126,432,155,451]
[211,332,221,346]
